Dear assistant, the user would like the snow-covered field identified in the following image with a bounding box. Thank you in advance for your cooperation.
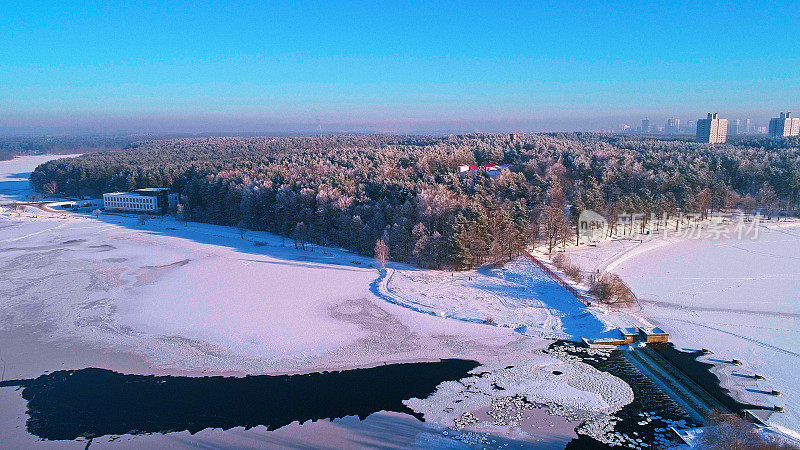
[567,224,800,437]
[0,155,634,448]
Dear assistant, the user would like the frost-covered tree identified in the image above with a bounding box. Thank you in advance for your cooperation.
[374,238,389,269]
[28,133,800,268]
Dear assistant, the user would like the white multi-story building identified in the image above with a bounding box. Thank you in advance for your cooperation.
[665,117,681,134]
[696,113,728,143]
[103,188,178,213]
[768,112,800,137]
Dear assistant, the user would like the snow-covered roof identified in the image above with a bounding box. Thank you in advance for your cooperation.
[636,327,668,336]
[104,188,173,198]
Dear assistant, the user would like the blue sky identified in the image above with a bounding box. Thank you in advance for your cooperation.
[1,1,798,134]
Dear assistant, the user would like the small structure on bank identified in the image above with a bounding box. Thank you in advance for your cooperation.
[640,327,669,343]
[582,327,670,348]
[620,327,639,343]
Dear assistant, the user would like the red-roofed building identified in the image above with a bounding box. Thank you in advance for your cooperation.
[458,164,502,174]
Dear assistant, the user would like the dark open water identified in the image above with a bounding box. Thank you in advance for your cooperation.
[554,341,761,449]
[1,343,758,448]
[0,359,479,441]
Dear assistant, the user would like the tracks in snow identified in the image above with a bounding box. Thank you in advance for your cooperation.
[667,318,800,359]
[640,298,800,319]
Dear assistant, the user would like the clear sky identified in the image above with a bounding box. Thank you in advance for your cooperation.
[1,1,798,134]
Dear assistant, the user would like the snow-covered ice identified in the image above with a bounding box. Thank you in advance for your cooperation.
[567,224,800,438]
[0,207,535,379]
[0,154,81,203]
[404,352,633,446]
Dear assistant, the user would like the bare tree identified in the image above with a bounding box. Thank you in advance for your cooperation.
[589,272,635,307]
[701,410,789,449]
[553,253,583,283]
[374,238,389,270]
[137,214,147,225]
[43,180,57,196]
[757,182,779,219]
[293,221,308,250]
[176,203,187,226]
[695,188,712,220]
[236,220,247,239]
[92,209,102,218]
[543,205,570,253]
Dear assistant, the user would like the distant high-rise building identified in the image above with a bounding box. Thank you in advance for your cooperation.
[757,125,767,134]
[641,118,651,133]
[696,113,728,143]
[665,117,681,134]
[745,118,753,134]
[768,112,800,137]
[729,119,741,136]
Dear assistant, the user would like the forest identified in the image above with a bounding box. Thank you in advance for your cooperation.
[29,133,800,269]
[0,135,149,161]
[0,133,224,161]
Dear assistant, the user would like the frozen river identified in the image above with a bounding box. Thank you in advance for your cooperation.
[0,155,635,448]
[568,223,800,438]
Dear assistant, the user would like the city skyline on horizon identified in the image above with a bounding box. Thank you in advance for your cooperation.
[0,110,790,136]
[2,1,798,135]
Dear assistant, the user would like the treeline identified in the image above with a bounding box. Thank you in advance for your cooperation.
[0,133,217,161]
[0,135,146,161]
[30,133,800,269]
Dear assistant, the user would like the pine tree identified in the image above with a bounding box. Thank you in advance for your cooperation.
[450,213,474,270]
